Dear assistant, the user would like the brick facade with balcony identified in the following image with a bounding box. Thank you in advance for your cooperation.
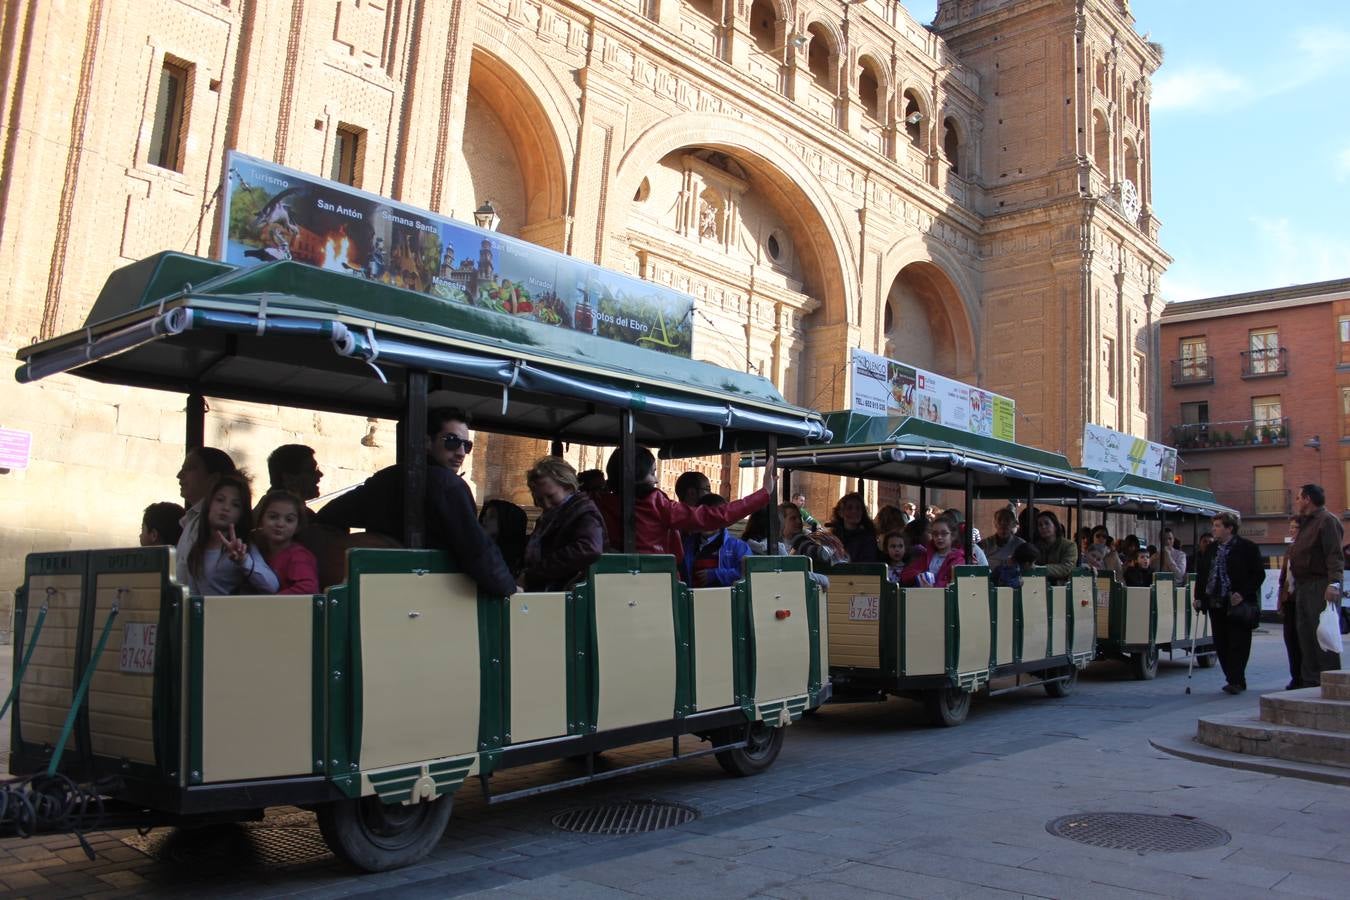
[1159,277,1350,550]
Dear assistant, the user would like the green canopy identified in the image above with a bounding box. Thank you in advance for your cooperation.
[1052,469,1236,518]
[746,411,1103,496]
[16,253,830,453]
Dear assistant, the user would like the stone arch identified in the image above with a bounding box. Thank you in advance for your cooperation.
[877,236,979,379]
[1091,107,1111,176]
[901,87,930,150]
[856,53,889,121]
[804,20,842,91]
[747,0,783,52]
[941,115,963,174]
[611,113,858,327]
[465,41,577,237]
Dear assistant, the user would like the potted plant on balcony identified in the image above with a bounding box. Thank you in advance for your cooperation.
[1269,423,1284,443]
[1220,430,1235,447]
[1260,424,1273,444]
[1244,425,1257,444]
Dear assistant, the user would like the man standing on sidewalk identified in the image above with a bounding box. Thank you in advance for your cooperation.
[1195,512,1265,694]
[1288,483,1343,686]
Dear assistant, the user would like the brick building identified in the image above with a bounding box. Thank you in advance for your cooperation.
[1159,278,1350,553]
[0,0,1170,596]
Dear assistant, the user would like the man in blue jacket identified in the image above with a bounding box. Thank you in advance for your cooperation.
[683,494,753,587]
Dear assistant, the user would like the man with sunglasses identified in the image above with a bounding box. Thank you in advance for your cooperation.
[317,407,515,596]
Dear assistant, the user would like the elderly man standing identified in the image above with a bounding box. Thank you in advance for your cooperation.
[1288,483,1343,686]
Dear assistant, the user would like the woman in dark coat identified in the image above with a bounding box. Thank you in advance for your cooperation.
[828,491,880,563]
[521,457,605,592]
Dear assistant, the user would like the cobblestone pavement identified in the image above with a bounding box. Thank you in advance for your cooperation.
[3,632,1348,898]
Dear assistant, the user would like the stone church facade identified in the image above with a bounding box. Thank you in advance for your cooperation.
[0,0,1168,591]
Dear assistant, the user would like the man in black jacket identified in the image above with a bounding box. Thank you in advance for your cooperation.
[1195,511,1266,694]
[317,407,516,597]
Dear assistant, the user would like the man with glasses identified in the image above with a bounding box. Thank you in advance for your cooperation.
[1288,483,1343,686]
[317,407,515,595]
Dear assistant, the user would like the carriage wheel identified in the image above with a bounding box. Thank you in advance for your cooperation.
[715,721,785,776]
[1130,645,1159,681]
[1043,666,1079,698]
[317,794,452,872]
[924,685,971,727]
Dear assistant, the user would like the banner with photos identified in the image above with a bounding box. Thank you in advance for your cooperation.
[1081,422,1178,482]
[220,151,694,355]
[850,348,1016,441]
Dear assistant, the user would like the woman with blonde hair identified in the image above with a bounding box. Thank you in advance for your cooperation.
[521,457,605,591]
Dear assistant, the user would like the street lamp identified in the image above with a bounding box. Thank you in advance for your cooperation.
[473,200,500,232]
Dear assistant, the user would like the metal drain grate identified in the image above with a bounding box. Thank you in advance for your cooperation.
[1046,812,1230,854]
[123,820,332,869]
[552,799,698,835]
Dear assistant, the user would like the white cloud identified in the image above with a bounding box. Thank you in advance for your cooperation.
[1151,65,1246,112]
[1335,146,1350,182]
[1161,217,1350,303]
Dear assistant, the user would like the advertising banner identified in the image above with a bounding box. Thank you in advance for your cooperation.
[850,349,1016,441]
[220,152,694,355]
[1081,422,1178,482]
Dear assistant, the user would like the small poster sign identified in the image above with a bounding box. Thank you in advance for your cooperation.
[120,623,157,674]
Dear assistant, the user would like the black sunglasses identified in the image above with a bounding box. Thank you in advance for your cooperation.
[442,435,473,453]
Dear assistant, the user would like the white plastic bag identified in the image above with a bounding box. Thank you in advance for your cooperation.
[1318,602,1344,654]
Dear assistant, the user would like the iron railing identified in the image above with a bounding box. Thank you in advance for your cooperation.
[1240,347,1287,377]
[1170,356,1214,385]
[1171,417,1289,450]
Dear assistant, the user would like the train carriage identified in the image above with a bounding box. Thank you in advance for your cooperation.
[5,252,831,870]
[1041,470,1232,680]
[746,412,1103,726]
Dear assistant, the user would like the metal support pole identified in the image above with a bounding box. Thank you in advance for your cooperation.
[919,484,927,521]
[550,439,564,457]
[621,409,636,554]
[963,468,974,560]
[766,436,780,552]
[185,392,206,451]
[402,371,428,549]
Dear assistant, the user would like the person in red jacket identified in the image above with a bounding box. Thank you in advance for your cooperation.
[899,515,966,588]
[596,447,775,558]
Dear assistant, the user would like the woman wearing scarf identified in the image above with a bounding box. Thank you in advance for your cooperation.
[1195,512,1266,694]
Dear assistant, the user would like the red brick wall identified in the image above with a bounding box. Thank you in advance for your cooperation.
[1161,299,1346,546]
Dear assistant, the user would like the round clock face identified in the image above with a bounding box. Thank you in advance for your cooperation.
[1120,179,1141,220]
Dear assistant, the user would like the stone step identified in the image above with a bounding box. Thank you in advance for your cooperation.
[1261,689,1350,733]
[1197,713,1350,769]
[1323,670,1350,701]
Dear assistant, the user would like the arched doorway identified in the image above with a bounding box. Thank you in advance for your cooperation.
[459,49,573,504]
[882,261,974,379]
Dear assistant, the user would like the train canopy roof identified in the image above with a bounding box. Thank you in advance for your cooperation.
[747,411,1103,496]
[1058,469,1237,518]
[16,253,830,454]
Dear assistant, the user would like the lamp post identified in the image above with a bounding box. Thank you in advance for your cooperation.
[473,200,500,232]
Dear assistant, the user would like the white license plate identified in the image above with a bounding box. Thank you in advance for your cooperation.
[848,594,880,622]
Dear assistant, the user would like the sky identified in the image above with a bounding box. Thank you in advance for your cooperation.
[906,0,1350,302]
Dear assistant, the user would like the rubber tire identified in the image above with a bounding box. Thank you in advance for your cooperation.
[1043,666,1079,698]
[924,686,971,727]
[715,722,785,777]
[317,795,453,872]
[1196,652,1217,669]
[1130,645,1159,681]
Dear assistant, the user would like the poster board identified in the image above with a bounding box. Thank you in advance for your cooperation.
[220,151,694,356]
[850,349,1015,441]
[1081,422,1178,482]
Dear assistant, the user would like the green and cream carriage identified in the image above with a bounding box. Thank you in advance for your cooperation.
[1050,470,1231,680]
[747,412,1102,726]
[5,253,830,870]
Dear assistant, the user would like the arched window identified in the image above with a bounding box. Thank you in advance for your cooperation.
[858,57,883,120]
[1092,109,1110,174]
[748,0,776,53]
[903,90,925,148]
[1124,139,1139,187]
[806,22,835,89]
[942,117,960,174]
[1125,88,1137,122]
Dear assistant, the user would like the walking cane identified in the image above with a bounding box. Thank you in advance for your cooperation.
[1185,608,1200,695]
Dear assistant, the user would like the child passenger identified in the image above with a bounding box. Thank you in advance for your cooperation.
[140,501,185,547]
[184,475,280,596]
[882,530,908,583]
[255,490,320,594]
[683,495,753,587]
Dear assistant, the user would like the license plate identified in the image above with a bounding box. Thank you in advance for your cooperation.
[120,622,157,674]
[848,594,880,622]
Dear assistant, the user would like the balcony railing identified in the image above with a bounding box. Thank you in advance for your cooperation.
[1170,356,1214,386]
[1241,347,1288,377]
[1212,488,1292,517]
[1171,417,1290,451]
